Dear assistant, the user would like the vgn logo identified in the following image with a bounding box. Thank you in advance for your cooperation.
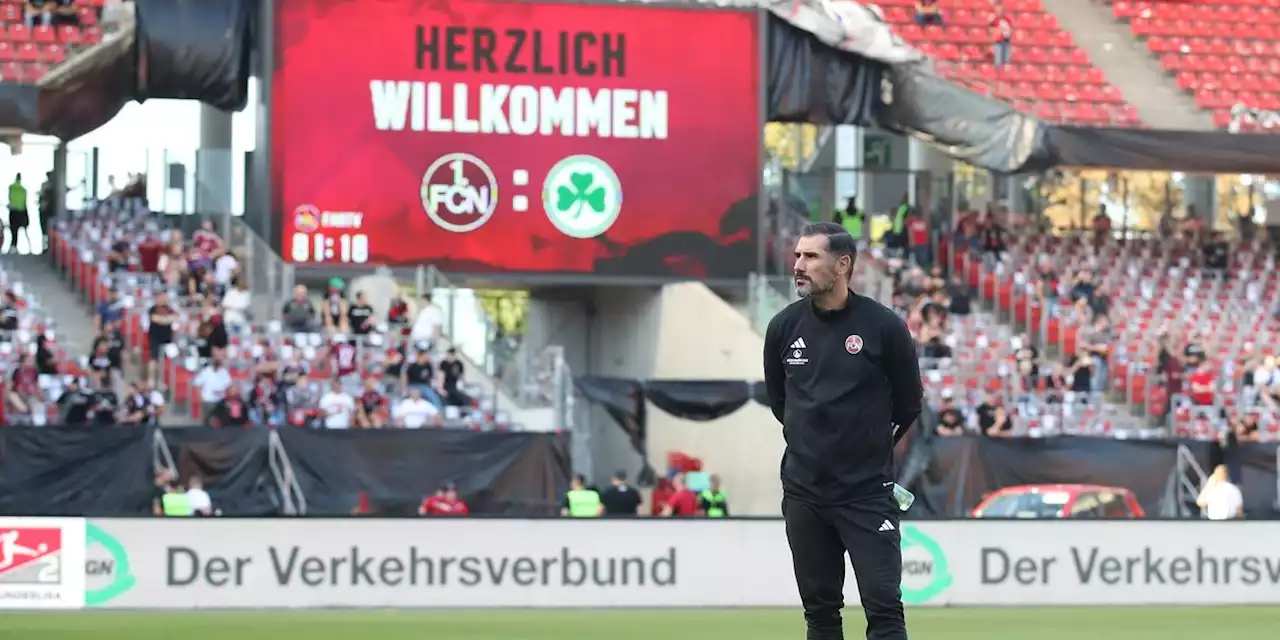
[899,525,953,605]
[84,522,135,606]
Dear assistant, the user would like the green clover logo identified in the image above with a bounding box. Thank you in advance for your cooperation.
[899,525,953,605]
[556,172,607,219]
[542,155,623,239]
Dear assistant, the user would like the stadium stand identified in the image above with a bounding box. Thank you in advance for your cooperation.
[0,0,105,83]
[942,213,1280,442]
[876,0,1143,125]
[1109,0,1280,130]
[47,202,508,430]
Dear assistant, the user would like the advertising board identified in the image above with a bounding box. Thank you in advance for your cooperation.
[0,517,85,609]
[272,0,762,279]
[76,519,1280,609]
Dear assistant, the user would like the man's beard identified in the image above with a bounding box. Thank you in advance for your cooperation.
[795,277,832,298]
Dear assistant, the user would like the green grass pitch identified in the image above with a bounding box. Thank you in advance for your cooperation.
[3,607,1280,639]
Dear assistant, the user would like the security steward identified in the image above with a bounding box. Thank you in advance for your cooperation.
[764,222,923,640]
[699,474,730,518]
[560,473,603,518]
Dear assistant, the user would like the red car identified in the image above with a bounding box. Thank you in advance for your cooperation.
[970,484,1146,519]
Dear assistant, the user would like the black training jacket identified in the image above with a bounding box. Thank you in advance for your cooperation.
[764,291,923,504]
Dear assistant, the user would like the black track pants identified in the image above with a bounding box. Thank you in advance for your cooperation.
[783,494,907,640]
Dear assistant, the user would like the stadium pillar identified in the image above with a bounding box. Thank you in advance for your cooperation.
[52,143,67,221]
[1183,177,1216,224]
[197,104,234,216]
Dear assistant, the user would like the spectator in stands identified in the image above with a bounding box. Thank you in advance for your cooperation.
[192,357,233,421]
[393,386,437,428]
[914,0,943,26]
[1068,269,1097,306]
[1183,332,1207,369]
[934,394,966,437]
[282,285,317,333]
[38,172,54,251]
[1187,360,1216,407]
[600,470,642,517]
[561,474,603,518]
[1155,332,1183,421]
[1064,344,1095,402]
[194,304,228,362]
[346,291,377,336]
[386,294,412,330]
[977,393,1011,436]
[439,347,471,407]
[213,250,239,292]
[355,378,387,428]
[979,210,1007,263]
[90,377,118,426]
[120,382,160,426]
[401,348,444,407]
[193,220,223,256]
[107,232,132,273]
[7,354,41,424]
[87,328,117,389]
[207,387,250,428]
[1233,413,1261,443]
[95,289,124,332]
[411,293,445,347]
[946,274,971,316]
[660,472,699,517]
[56,379,92,426]
[221,279,251,332]
[5,174,29,254]
[1202,231,1230,279]
[989,1,1014,70]
[1248,354,1279,412]
[318,379,357,429]
[1196,465,1243,521]
[247,371,283,426]
[1086,281,1112,320]
[321,279,350,334]
[146,292,177,385]
[0,291,18,335]
[1080,315,1113,394]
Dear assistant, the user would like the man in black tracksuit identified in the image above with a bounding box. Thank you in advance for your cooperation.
[764,221,923,640]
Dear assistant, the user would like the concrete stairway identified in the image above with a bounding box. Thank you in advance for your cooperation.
[3,254,98,357]
[1043,0,1214,131]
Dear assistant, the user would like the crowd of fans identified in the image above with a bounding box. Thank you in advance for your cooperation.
[12,184,502,430]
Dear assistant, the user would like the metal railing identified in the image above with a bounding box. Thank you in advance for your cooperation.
[267,429,307,516]
[1172,444,1209,519]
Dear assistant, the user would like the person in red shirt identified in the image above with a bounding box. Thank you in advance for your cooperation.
[1187,360,1216,407]
[7,354,41,419]
[906,215,930,267]
[191,221,223,256]
[137,235,165,273]
[990,1,1014,70]
[419,483,470,516]
[661,472,699,517]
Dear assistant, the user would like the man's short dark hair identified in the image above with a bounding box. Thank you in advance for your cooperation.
[613,469,628,481]
[800,221,857,263]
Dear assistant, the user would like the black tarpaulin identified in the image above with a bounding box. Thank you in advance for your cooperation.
[576,376,647,454]
[1040,126,1280,174]
[877,62,1050,174]
[1234,443,1278,518]
[765,15,881,126]
[0,426,154,516]
[133,0,252,109]
[910,436,1217,518]
[645,380,754,422]
[276,428,569,516]
[0,0,252,140]
[161,427,277,516]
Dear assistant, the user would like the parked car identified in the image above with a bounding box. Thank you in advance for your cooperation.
[970,484,1146,519]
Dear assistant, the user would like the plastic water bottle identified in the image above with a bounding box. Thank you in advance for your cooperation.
[892,483,915,512]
